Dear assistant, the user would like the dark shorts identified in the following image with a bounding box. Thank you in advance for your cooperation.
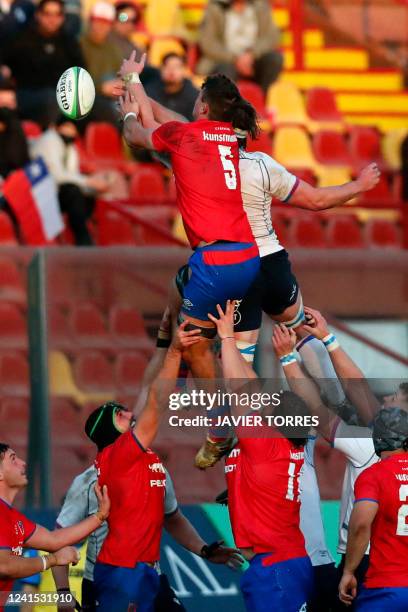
[234,249,299,333]
[308,562,338,612]
[181,241,260,321]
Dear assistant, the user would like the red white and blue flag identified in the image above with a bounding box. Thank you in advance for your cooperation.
[3,157,64,245]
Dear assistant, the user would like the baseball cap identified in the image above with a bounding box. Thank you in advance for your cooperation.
[90,1,115,22]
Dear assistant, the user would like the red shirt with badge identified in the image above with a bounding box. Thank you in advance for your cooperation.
[354,452,408,588]
[151,120,254,248]
[0,498,36,600]
[96,430,166,567]
[225,444,252,549]
[230,431,306,564]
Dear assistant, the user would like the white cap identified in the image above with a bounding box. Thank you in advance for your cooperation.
[90,1,115,22]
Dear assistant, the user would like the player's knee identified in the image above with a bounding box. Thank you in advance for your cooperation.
[283,297,305,330]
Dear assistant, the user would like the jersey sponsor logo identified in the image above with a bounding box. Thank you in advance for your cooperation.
[149,462,165,473]
[11,546,23,556]
[202,131,237,143]
[150,479,166,487]
[298,604,307,612]
[183,298,193,309]
[229,448,241,458]
[290,451,304,460]
[290,283,298,301]
[14,521,24,537]
[233,300,242,326]
[396,474,408,481]
[224,464,237,473]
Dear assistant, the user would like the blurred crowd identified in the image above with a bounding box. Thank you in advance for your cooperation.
[0,0,284,244]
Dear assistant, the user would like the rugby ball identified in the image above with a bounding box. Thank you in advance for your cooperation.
[56,67,95,120]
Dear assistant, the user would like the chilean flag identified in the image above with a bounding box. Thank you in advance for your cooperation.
[3,157,64,245]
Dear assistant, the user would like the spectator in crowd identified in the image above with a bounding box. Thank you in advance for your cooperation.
[146,53,198,121]
[30,116,110,245]
[197,0,283,93]
[2,0,84,128]
[0,105,30,183]
[80,2,123,125]
[0,0,34,62]
[109,1,159,87]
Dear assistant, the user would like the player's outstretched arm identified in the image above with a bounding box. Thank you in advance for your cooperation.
[164,510,244,569]
[119,90,156,150]
[272,324,335,439]
[149,98,189,125]
[119,51,160,130]
[208,301,257,380]
[133,322,201,448]
[339,500,378,604]
[25,484,110,552]
[302,307,381,424]
[0,546,79,579]
[289,163,380,211]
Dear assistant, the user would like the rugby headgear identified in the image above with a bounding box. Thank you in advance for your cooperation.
[85,401,128,451]
[372,407,408,457]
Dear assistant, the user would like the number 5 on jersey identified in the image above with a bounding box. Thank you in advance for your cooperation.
[218,145,237,190]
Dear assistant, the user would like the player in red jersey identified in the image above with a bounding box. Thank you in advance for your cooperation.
[118,53,260,369]
[86,323,243,612]
[0,443,110,610]
[207,300,313,611]
[339,407,408,611]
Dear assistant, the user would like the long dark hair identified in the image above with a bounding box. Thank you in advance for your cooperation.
[201,74,259,140]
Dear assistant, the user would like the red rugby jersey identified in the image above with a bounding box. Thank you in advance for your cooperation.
[354,452,408,588]
[151,120,254,248]
[233,434,307,564]
[225,444,252,549]
[0,498,36,602]
[96,431,166,567]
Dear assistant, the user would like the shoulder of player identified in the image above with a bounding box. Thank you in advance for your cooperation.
[73,465,97,488]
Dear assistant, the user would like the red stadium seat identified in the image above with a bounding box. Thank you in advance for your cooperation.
[237,81,266,115]
[364,219,401,248]
[109,306,153,353]
[326,215,364,248]
[306,88,343,122]
[115,351,148,393]
[69,303,112,350]
[358,175,396,208]
[289,216,327,248]
[0,353,29,396]
[73,351,116,393]
[287,168,318,187]
[1,398,29,446]
[50,397,86,445]
[129,167,167,204]
[246,130,272,154]
[349,126,385,172]
[96,211,137,246]
[85,122,135,173]
[0,212,18,245]
[0,303,27,351]
[272,214,294,249]
[0,258,26,306]
[312,131,351,166]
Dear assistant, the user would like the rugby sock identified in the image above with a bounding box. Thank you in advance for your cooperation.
[296,335,346,407]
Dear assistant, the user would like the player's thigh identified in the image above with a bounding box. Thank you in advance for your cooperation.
[233,280,262,342]
[181,244,260,323]
[355,587,408,612]
[258,250,300,318]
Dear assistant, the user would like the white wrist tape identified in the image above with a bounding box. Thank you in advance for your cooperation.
[123,112,138,122]
[123,72,141,85]
[322,333,340,352]
[41,555,48,571]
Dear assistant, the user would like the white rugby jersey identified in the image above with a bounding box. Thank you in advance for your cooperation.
[57,465,178,581]
[332,419,379,554]
[239,150,299,257]
[300,437,334,566]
